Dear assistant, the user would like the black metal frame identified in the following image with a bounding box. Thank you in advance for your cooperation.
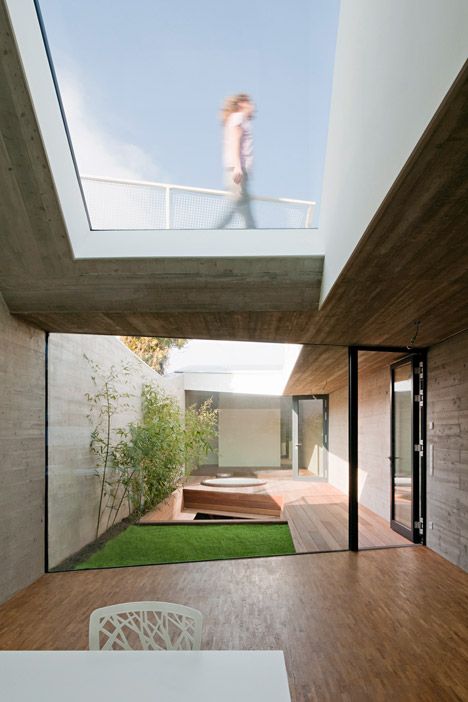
[32,0,93,230]
[291,394,329,480]
[348,345,427,552]
[419,350,428,546]
[389,356,418,541]
[389,352,427,544]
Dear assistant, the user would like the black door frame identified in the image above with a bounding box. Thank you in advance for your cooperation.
[348,345,427,552]
[389,354,426,542]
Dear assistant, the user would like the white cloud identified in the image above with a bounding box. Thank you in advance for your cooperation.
[58,68,166,182]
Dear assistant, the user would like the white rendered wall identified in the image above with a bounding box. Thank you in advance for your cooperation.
[218,395,281,468]
[218,410,281,468]
[182,371,290,397]
[178,344,302,397]
[320,0,468,301]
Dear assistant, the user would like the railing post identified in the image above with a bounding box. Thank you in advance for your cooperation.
[305,204,313,228]
[165,186,171,229]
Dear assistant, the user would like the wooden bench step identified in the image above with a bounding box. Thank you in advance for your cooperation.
[183,488,284,517]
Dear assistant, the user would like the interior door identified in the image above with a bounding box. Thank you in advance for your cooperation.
[292,396,328,479]
[390,355,425,542]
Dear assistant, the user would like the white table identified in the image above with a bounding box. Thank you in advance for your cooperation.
[0,650,292,701]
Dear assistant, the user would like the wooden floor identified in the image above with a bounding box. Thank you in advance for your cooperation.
[0,548,467,700]
[181,472,410,551]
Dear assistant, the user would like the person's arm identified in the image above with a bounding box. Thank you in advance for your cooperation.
[230,124,243,184]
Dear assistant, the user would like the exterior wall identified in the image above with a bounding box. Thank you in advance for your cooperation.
[48,335,184,568]
[328,365,392,521]
[357,366,392,520]
[320,0,468,300]
[299,400,324,475]
[0,295,45,604]
[326,335,468,571]
[328,385,348,494]
[218,395,281,468]
[427,332,468,571]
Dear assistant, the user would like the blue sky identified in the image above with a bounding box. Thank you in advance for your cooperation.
[39,0,339,204]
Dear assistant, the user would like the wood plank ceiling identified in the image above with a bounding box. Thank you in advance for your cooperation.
[284,348,405,395]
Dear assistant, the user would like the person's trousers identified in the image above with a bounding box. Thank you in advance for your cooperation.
[216,169,256,229]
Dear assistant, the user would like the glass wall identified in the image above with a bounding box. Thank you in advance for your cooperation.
[186,391,295,476]
[47,337,353,571]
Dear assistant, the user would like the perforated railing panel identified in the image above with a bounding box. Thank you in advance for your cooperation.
[81,177,315,230]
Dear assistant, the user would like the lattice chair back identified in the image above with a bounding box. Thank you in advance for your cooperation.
[89,601,203,651]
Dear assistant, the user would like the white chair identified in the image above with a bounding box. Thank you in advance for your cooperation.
[89,601,203,651]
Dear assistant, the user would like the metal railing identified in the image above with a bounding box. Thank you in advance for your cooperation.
[81,175,316,230]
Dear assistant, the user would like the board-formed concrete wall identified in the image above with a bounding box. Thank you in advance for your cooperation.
[0,295,45,605]
[328,385,348,495]
[328,364,393,522]
[357,365,392,521]
[48,334,184,568]
[299,399,325,476]
[427,331,468,571]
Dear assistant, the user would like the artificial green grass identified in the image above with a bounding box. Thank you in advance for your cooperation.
[74,524,296,569]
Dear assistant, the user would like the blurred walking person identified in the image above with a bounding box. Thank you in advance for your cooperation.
[216,93,256,228]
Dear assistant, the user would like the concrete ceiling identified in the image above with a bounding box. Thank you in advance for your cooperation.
[1,1,467,357]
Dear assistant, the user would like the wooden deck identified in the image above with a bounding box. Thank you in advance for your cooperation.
[145,472,409,551]
[0,548,467,700]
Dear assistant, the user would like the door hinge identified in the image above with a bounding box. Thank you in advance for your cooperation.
[414,441,424,455]
[414,518,424,534]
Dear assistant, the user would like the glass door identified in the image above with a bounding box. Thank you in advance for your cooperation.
[292,396,328,479]
[390,356,424,542]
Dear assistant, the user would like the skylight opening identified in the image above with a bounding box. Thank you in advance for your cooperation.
[36,0,339,232]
